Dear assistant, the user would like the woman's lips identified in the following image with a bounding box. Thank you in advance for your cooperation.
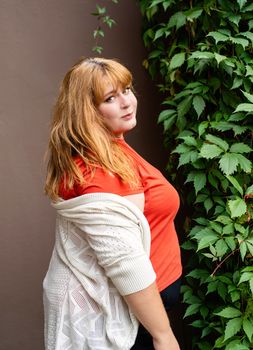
[122,112,133,120]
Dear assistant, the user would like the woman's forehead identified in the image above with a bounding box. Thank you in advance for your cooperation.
[94,74,131,101]
[100,72,130,88]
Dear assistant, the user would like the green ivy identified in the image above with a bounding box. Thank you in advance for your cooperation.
[91,0,118,54]
[139,0,253,349]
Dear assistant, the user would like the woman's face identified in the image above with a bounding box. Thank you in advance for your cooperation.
[97,82,137,138]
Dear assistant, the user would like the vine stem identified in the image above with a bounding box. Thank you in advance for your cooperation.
[211,248,240,277]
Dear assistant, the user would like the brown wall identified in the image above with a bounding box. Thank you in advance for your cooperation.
[0,1,181,349]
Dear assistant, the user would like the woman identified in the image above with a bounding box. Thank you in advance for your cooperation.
[43,57,182,350]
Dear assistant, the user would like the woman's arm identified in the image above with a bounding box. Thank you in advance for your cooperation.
[124,194,180,350]
[124,282,180,350]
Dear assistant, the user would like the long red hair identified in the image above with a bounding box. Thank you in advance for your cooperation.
[45,57,139,200]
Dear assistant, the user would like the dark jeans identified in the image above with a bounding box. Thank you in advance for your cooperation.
[130,277,181,350]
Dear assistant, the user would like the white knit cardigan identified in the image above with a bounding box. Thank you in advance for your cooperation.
[43,193,156,350]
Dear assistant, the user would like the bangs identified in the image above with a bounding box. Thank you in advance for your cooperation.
[91,60,132,104]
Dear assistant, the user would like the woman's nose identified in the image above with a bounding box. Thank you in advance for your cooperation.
[119,93,130,108]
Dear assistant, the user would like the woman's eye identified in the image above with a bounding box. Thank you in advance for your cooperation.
[123,87,131,94]
[105,96,115,103]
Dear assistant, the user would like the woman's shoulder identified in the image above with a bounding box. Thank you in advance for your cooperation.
[60,156,143,200]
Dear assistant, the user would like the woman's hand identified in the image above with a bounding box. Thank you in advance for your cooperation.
[153,328,180,350]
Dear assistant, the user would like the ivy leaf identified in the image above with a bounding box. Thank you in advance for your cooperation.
[158,109,176,123]
[241,90,253,103]
[207,31,228,44]
[229,14,241,26]
[233,125,248,136]
[250,278,253,294]
[208,172,219,189]
[246,65,253,76]
[190,320,206,328]
[102,16,116,28]
[225,237,236,250]
[244,2,253,10]
[169,52,185,70]
[228,113,247,122]
[153,27,167,41]
[148,49,163,59]
[234,103,253,113]
[219,153,239,175]
[173,143,191,154]
[230,37,249,49]
[184,8,203,21]
[207,280,218,294]
[193,95,206,117]
[93,29,104,38]
[200,144,223,159]
[238,272,253,284]
[186,268,209,280]
[176,115,187,131]
[201,326,212,338]
[92,5,106,15]
[226,175,244,196]
[246,184,253,195]
[163,115,177,131]
[198,121,209,137]
[193,172,207,195]
[206,134,229,152]
[191,51,214,59]
[225,340,248,350]
[243,318,253,342]
[162,1,171,11]
[234,153,252,173]
[214,336,224,348]
[197,232,219,251]
[224,318,242,341]
[237,0,248,10]
[240,241,247,261]
[217,282,228,301]
[168,11,186,30]
[234,223,246,234]
[178,151,195,167]
[241,266,253,272]
[223,224,234,234]
[215,239,228,257]
[228,198,247,218]
[184,303,201,318]
[215,307,242,318]
[230,143,252,153]
[214,53,227,65]
[231,77,243,90]
[181,136,198,147]
[246,242,253,257]
[177,95,193,118]
[92,46,103,54]
[204,197,213,213]
[216,215,232,225]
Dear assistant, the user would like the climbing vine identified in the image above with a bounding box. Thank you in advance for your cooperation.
[91,0,118,54]
[138,0,253,349]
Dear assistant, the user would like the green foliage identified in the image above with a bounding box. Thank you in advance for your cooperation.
[91,1,118,54]
[139,0,253,348]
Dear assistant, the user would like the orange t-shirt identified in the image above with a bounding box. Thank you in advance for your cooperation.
[59,139,182,292]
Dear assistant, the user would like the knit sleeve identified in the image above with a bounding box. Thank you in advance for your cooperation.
[75,213,156,296]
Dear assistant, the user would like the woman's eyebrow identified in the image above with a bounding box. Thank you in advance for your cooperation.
[103,89,117,98]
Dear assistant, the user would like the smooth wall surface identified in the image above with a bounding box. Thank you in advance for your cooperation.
[0,1,183,349]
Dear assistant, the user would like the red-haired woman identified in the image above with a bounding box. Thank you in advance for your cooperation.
[43,57,182,350]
